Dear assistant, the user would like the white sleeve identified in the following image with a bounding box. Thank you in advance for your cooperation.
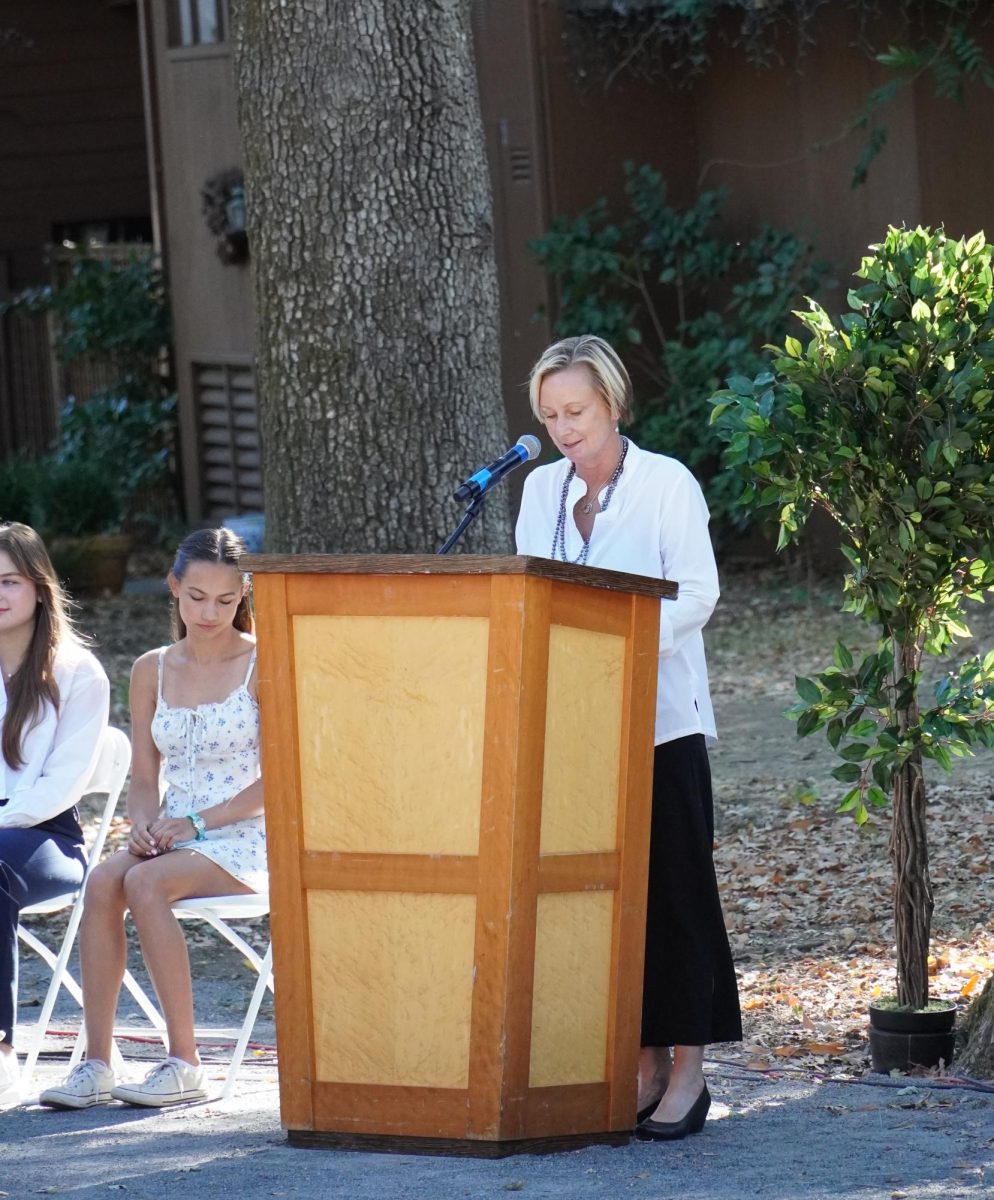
[514,470,548,556]
[657,467,720,660]
[0,660,110,829]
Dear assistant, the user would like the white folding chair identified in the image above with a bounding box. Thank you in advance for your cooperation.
[67,891,273,1100]
[16,726,133,1081]
[174,893,273,1099]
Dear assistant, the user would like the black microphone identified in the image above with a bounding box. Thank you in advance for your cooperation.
[453,435,541,502]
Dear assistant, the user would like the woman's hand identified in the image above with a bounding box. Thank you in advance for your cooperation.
[127,818,159,858]
[147,815,201,853]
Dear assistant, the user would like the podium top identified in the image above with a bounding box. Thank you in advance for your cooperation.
[241,553,677,600]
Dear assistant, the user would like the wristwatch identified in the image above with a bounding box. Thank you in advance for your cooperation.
[187,812,208,841]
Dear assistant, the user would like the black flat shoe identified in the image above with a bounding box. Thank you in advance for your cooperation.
[635,1084,711,1142]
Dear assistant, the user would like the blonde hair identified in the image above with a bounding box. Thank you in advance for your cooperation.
[528,334,633,424]
[0,522,77,770]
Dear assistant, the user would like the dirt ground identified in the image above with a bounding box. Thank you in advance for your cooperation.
[17,562,994,1082]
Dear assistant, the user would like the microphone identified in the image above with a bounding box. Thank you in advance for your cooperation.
[453,434,541,502]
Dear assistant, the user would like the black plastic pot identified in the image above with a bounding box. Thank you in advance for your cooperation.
[868,1002,956,1073]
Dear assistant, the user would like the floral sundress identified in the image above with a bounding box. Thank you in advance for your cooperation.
[150,647,267,893]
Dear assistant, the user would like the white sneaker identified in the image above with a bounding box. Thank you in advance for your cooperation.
[0,1047,20,1109]
[39,1060,116,1109]
[110,1057,206,1107]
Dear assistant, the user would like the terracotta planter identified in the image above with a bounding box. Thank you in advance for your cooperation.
[868,1002,956,1074]
[48,533,133,595]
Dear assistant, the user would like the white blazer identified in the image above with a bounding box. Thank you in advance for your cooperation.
[515,439,718,746]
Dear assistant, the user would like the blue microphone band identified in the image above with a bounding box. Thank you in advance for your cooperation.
[452,437,539,502]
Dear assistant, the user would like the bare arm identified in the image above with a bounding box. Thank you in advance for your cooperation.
[125,651,165,857]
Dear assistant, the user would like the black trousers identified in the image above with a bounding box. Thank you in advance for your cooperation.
[641,734,742,1047]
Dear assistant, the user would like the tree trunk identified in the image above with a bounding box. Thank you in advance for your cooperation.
[957,974,994,1079]
[230,0,512,554]
[890,637,933,1009]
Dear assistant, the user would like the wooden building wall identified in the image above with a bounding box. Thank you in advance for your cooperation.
[141,0,260,522]
[140,1,994,524]
[0,0,150,455]
[531,4,994,312]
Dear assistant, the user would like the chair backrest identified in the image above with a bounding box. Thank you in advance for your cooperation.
[80,726,132,874]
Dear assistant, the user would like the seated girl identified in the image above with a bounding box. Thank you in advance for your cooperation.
[41,526,265,1108]
[0,522,109,1109]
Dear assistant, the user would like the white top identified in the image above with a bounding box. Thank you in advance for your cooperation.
[0,641,110,829]
[515,439,718,746]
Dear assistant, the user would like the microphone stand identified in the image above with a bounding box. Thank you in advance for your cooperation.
[437,491,487,555]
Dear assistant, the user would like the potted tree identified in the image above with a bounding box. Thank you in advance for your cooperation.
[0,453,129,593]
[42,457,132,594]
[711,225,994,1072]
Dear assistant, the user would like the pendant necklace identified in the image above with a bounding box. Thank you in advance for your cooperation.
[551,437,629,566]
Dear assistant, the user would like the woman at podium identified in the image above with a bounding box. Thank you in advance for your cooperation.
[515,334,741,1143]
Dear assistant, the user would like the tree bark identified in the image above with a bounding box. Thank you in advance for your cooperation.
[957,974,994,1079]
[230,0,512,554]
[890,636,933,1009]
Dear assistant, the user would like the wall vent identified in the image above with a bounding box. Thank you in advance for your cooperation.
[193,359,262,515]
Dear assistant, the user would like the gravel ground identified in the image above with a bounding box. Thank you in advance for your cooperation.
[7,565,993,1197]
[6,1061,993,1199]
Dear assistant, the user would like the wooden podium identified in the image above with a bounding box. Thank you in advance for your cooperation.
[246,554,674,1155]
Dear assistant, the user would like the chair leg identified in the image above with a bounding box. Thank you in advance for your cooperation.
[195,914,265,973]
[121,969,167,1031]
[18,921,151,1084]
[221,942,273,1101]
[17,903,86,1084]
[64,968,166,1073]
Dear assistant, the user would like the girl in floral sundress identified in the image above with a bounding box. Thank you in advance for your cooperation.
[40,527,264,1109]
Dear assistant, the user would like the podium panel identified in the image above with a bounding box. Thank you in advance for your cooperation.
[248,555,672,1154]
[294,614,488,855]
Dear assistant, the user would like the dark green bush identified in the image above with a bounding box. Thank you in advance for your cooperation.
[0,456,42,527]
[529,162,832,534]
[43,459,125,538]
[1,251,177,535]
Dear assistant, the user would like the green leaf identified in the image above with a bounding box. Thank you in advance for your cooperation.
[831,762,864,783]
[795,676,822,704]
[927,743,954,773]
[796,708,822,738]
[838,741,871,762]
[836,787,861,813]
[832,640,854,670]
[850,719,878,737]
[726,374,755,396]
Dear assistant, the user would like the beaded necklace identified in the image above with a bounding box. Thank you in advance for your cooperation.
[550,436,629,566]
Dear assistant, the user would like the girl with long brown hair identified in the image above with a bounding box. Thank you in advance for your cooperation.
[0,523,109,1109]
[41,527,264,1109]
